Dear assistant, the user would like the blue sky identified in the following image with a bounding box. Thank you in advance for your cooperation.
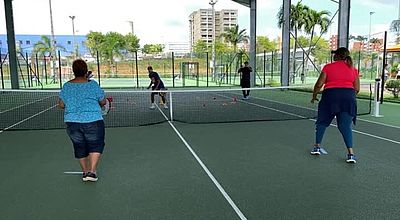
[0,0,399,44]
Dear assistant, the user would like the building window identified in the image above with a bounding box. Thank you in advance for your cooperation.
[19,40,23,45]
[26,40,31,45]
[67,41,72,45]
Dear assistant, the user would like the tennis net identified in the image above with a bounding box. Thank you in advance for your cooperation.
[0,85,372,131]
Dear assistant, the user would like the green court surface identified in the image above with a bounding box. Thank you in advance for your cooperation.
[0,85,398,219]
[1,105,400,219]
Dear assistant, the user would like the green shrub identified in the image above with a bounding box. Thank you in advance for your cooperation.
[385,79,400,98]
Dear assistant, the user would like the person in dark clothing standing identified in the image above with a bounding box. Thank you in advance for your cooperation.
[147,66,168,109]
[238,61,252,99]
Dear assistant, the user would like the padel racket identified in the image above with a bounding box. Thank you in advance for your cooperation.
[101,97,113,115]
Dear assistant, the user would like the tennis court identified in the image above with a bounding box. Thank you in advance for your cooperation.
[1,86,400,220]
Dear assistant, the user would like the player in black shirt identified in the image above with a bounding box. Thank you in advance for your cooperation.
[238,61,252,99]
[147,66,168,109]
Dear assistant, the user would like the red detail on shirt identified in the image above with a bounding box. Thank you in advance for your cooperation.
[322,61,359,89]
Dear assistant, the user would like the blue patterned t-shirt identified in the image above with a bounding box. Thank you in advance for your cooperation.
[60,80,105,123]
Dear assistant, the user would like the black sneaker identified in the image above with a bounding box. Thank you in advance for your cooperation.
[82,172,89,182]
[86,172,98,182]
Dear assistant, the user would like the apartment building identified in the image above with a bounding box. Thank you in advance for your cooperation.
[189,9,238,51]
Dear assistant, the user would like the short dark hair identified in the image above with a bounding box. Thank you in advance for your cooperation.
[244,61,249,65]
[72,59,88,77]
[147,66,153,71]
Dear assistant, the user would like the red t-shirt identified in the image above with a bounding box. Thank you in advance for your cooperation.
[321,61,359,89]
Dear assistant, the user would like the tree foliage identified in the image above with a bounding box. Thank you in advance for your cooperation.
[142,44,164,54]
[256,36,278,53]
[33,35,65,57]
[193,40,210,55]
[85,31,140,66]
[221,25,248,53]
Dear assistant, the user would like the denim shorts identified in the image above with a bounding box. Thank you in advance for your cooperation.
[66,120,105,158]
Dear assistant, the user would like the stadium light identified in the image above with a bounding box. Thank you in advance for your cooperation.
[209,0,218,79]
[69,15,76,57]
[368,12,375,53]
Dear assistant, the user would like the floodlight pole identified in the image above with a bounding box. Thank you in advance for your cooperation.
[69,15,76,58]
[209,0,218,80]
[368,12,375,54]
[127,21,134,34]
[49,0,57,82]
[189,16,194,61]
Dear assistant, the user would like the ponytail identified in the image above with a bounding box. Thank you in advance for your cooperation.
[344,56,353,67]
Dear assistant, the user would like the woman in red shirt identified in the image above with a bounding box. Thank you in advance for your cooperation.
[310,47,360,164]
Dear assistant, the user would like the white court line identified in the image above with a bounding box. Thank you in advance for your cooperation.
[248,93,400,130]
[0,95,55,114]
[356,118,400,129]
[229,95,400,145]
[255,94,400,130]
[0,105,58,133]
[308,118,400,145]
[155,104,247,220]
[63,171,83,175]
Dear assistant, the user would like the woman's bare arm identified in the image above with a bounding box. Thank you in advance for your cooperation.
[311,72,326,103]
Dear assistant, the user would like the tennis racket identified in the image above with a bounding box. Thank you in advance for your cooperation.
[101,97,113,115]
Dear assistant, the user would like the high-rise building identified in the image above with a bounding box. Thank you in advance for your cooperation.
[189,9,238,51]
[329,35,338,51]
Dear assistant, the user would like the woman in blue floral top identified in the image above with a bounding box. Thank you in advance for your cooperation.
[58,59,106,182]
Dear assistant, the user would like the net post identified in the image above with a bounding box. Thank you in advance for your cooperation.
[169,91,173,121]
[372,78,383,117]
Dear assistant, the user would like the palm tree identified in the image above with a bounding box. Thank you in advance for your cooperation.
[303,9,330,71]
[277,2,310,78]
[221,25,248,53]
[33,35,66,56]
[33,36,65,81]
[355,35,367,42]
[33,36,54,57]
[303,9,330,52]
